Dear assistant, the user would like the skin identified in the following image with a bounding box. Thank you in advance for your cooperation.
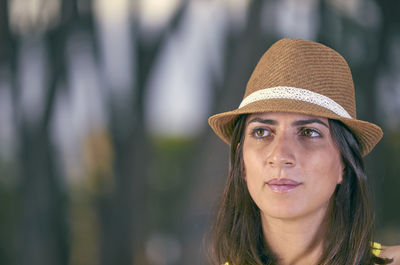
[381,246,400,265]
[242,112,344,265]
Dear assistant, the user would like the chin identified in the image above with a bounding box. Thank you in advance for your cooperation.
[260,204,305,220]
[264,211,303,220]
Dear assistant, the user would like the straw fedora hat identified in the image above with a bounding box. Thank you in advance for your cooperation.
[208,38,382,156]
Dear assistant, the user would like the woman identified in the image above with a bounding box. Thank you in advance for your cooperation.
[207,39,400,265]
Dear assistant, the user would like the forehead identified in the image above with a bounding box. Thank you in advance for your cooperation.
[247,112,328,123]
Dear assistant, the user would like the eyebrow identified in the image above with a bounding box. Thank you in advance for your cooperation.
[247,117,329,128]
[292,119,329,128]
[247,118,277,125]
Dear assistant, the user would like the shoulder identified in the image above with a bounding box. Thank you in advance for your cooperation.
[381,245,400,265]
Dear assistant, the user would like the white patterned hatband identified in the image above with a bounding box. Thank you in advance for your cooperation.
[238,86,352,119]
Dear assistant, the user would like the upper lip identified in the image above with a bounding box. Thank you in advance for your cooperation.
[266,178,301,185]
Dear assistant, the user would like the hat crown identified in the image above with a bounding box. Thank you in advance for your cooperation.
[245,38,356,118]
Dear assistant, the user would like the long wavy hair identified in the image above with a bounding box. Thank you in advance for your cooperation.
[208,114,392,265]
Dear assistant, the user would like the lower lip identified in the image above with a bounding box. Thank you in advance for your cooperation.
[267,184,301,193]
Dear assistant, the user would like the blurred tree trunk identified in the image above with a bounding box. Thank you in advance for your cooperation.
[10,0,80,264]
[0,1,18,264]
[0,0,13,64]
[96,2,188,264]
[17,121,69,265]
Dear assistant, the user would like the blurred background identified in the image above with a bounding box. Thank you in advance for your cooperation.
[0,0,399,264]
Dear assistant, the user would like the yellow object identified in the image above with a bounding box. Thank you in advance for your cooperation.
[372,241,382,257]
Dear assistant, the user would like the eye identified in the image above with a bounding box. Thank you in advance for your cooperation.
[301,128,321,138]
[252,128,270,138]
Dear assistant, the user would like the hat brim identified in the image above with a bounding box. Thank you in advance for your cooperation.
[208,99,382,157]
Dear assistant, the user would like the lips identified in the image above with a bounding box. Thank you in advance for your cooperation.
[266,178,301,193]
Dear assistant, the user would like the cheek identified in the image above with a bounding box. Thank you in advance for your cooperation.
[242,148,265,200]
[303,141,343,182]
[243,147,263,180]
[304,152,343,198]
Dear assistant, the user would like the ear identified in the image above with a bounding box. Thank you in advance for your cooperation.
[337,165,345,184]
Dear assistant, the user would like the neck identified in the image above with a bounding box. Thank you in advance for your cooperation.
[261,208,330,265]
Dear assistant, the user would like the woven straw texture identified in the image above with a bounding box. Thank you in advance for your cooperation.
[208,38,383,156]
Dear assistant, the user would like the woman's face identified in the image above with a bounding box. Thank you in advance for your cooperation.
[242,112,344,221]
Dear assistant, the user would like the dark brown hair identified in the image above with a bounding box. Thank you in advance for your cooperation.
[208,115,392,265]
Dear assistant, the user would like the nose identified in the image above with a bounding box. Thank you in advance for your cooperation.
[266,132,296,168]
